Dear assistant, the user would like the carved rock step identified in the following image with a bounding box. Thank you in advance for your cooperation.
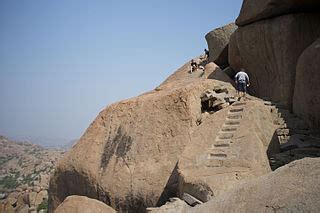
[209,149,228,159]
[221,127,237,132]
[263,101,273,106]
[225,120,241,126]
[213,143,230,148]
[276,128,290,136]
[217,133,234,139]
[227,112,242,119]
[276,128,311,136]
[274,117,285,125]
[232,102,247,107]
[214,139,233,146]
[209,153,228,159]
[205,159,223,167]
[229,108,244,113]
[182,193,203,206]
[269,105,278,114]
[263,101,286,109]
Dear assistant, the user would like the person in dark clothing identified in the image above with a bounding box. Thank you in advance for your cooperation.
[190,59,198,73]
[204,49,209,59]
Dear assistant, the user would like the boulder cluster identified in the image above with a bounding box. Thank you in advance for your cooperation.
[48,0,320,212]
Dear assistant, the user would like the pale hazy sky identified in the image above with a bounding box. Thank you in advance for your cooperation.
[0,0,242,143]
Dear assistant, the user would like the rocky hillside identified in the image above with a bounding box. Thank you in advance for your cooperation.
[0,136,64,213]
[48,0,320,212]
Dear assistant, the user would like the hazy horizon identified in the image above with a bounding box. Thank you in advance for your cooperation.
[0,0,242,145]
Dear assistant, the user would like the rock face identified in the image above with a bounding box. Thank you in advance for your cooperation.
[48,60,237,212]
[177,99,278,202]
[146,198,189,213]
[191,158,320,213]
[205,23,237,67]
[55,196,116,213]
[293,38,320,129]
[236,0,320,26]
[229,13,320,108]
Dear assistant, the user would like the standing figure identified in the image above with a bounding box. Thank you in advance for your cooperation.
[190,59,198,73]
[204,49,209,60]
[235,68,250,99]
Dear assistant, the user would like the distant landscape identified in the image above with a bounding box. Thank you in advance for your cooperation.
[0,135,65,212]
[7,135,78,150]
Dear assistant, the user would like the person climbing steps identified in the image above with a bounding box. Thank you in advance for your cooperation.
[235,68,250,100]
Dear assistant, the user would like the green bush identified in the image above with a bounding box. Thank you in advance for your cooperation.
[0,175,18,189]
[0,156,14,165]
[37,199,48,211]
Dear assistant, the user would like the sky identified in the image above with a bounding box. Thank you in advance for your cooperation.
[0,0,242,144]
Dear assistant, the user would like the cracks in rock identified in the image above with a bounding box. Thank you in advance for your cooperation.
[265,204,287,212]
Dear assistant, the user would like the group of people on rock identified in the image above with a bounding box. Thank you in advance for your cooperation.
[190,48,250,99]
[190,49,209,73]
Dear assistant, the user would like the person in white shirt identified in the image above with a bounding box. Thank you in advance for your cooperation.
[235,68,250,99]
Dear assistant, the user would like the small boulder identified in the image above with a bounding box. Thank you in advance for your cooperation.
[206,63,234,85]
[146,198,189,213]
[205,23,237,67]
[35,190,48,208]
[55,196,116,213]
[28,192,37,207]
[33,186,41,193]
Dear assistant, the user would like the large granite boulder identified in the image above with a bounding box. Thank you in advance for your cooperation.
[55,196,116,213]
[191,157,320,213]
[293,38,320,129]
[236,0,320,26]
[48,60,236,212]
[229,13,320,108]
[205,23,237,67]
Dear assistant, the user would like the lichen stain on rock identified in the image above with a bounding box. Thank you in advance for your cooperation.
[100,127,133,170]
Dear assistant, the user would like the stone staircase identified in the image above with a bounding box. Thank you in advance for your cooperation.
[205,101,246,167]
[263,101,320,170]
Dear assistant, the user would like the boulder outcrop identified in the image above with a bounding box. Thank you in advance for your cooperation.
[229,13,320,108]
[48,2,320,212]
[55,196,116,213]
[236,0,320,26]
[48,60,236,212]
[191,157,320,213]
[293,38,320,129]
[205,23,237,67]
